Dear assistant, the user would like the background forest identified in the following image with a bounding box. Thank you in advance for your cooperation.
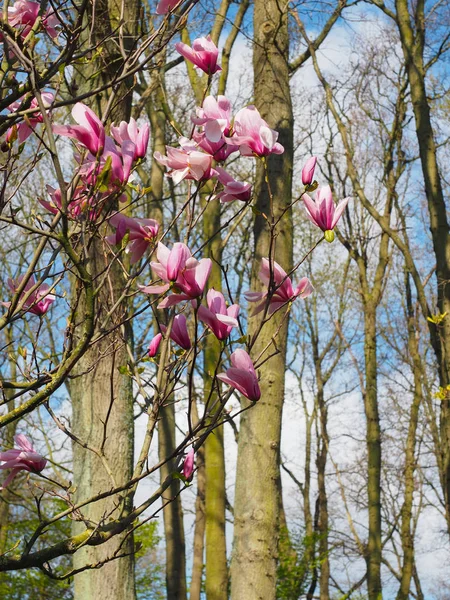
[0,0,449,599]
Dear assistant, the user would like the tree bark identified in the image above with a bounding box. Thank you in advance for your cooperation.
[230,1,293,598]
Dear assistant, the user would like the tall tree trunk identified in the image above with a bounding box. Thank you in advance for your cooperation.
[70,1,140,598]
[394,0,450,532]
[230,1,293,597]
[190,399,206,600]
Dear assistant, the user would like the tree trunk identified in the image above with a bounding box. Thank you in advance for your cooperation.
[230,1,293,597]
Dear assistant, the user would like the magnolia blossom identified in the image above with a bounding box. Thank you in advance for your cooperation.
[197,289,240,341]
[215,167,251,203]
[3,275,55,316]
[302,156,317,186]
[244,258,313,315]
[154,137,215,185]
[226,105,284,157]
[139,242,212,308]
[182,448,195,480]
[303,185,350,242]
[161,314,191,350]
[106,213,159,264]
[148,332,163,357]
[110,118,150,160]
[175,35,222,75]
[156,0,179,14]
[39,185,101,221]
[5,92,54,145]
[7,0,59,39]
[53,103,105,156]
[0,434,47,489]
[217,349,261,401]
[192,96,232,143]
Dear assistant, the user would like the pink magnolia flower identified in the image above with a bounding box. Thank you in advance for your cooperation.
[197,289,240,341]
[7,0,59,39]
[148,332,163,357]
[139,242,212,308]
[244,258,313,315]
[303,185,350,242]
[154,137,215,185]
[0,434,47,489]
[215,167,251,203]
[77,136,136,189]
[226,105,284,157]
[161,314,191,350]
[53,103,106,156]
[192,95,232,143]
[302,156,317,186]
[156,0,180,14]
[175,35,222,75]
[5,92,54,145]
[106,213,159,264]
[110,118,150,160]
[3,275,56,316]
[39,185,101,221]
[182,448,195,479]
[217,349,261,401]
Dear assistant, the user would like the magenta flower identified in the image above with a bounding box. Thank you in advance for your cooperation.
[5,92,54,145]
[192,96,232,143]
[226,105,284,157]
[53,103,106,156]
[39,185,102,221]
[148,332,163,357]
[244,258,313,315]
[3,275,56,316]
[110,118,150,160]
[182,448,195,480]
[302,156,317,186]
[154,137,215,185]
[217,349,261,401]
[175,35,222,75]
[161,314,191,350]
[197,289,240,341]
[139,242,212,308]
[303,185,350,242]
[0,434,47,489]
[106,213,159,263]
[156,0,180,14]
[7,0,59,39]
[215,167,252,203]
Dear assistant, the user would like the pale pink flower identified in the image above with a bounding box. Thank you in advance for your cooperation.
[226,105,284,157]
[110,118,150,160]
[161,314,191,350]
[244,258,313,315]
[139,242,212,308]
[197,289,240,341]
[182,448,195,479]
[106,213,159,263]
[215,167,251,203]
[7,0,59,39]
[217,349,261,401]
[148,332,163,357]
[3,275,55,316]
[5,92,54,144]
[302,156,317,186]
[0,434,47,489]
[53,103,106,156]
[156,0,180,14]
[175,35,222,75]
[192,95,232,143]
[154,137,215,185]
[303,185,349,240]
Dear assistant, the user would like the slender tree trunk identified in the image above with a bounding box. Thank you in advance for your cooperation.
[190,399,206,600]
[396,272,422,600]
[363,305,382,600]
[316,384,330,600]
[230,1,293,597]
